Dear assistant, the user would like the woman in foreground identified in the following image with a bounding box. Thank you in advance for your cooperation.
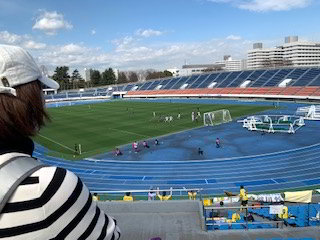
[0,44,120,240]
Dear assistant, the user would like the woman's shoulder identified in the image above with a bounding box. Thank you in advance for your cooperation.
[33,165,81,189]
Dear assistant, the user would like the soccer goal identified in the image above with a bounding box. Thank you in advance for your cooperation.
[203,109,232,126]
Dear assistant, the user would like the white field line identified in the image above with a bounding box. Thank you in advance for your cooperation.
[108,128,150,138]
[38,134,74,153]
[71,128,151,155]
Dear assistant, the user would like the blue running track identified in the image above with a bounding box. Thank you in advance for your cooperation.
[36,99,320,195]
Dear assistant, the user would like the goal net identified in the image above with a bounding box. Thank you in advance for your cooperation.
[203,109,232,126]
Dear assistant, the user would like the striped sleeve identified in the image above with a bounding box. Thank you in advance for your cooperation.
[0,167,120,240]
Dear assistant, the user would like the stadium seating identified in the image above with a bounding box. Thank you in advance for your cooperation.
[119,67,320,100]
[45,67,320,102]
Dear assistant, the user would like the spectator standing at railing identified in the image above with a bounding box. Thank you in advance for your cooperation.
[92,193,99,201]
[148,189,156,201]
[0,45,120,239]
[239,185,248,212]
[157,187,173,201]
[123,192,133,201]
[188,190,197,200]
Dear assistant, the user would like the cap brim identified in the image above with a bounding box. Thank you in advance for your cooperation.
[39,75,59,90]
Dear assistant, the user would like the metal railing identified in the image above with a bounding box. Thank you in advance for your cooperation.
[92,188,203,201]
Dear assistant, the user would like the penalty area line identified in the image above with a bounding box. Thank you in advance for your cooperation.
[108,128,150,138]
[38,134,74,153]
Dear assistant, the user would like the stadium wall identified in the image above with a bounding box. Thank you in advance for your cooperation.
[123,87,320,102]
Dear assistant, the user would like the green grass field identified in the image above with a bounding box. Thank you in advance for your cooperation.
[34,100,272,159]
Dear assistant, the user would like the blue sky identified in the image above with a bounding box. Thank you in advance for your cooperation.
[1,0,320,74]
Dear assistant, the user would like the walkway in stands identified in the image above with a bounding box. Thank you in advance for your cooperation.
[36,99,320,195]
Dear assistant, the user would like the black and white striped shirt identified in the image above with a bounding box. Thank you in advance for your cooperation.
[0,153,120,240]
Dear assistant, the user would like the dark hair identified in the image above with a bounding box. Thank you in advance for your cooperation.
[0,81,49,141]
[125,192,131,196]
[240,185,244,189]
[162,191,167,196]
[220,201,224,206]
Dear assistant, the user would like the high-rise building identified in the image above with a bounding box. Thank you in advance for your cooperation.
[247,47,284,69]
[253,43,263,49]
[285,36,298,43]
[84,68,92,82]
[283,41,320,67]
[247,36,320,69]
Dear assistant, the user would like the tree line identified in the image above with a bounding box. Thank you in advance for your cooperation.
[51,66,173,90]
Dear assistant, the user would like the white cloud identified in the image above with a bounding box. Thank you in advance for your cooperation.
[23,40,46,49]
[240,0,311,11]
[0,31,21,44]
[91,29,96,35]
[226,35,242,40]
[0,30,46,50]
[135,29,164,38]
[33,10,73,35]
[30,36,256,73]
[0,31,271,73]
[59,43,87,55]
[112,36,135,52]
[208,0,312,11]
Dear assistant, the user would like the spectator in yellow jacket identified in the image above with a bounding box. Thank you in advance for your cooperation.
[92,192,99,201]
[188,190,197,200]
[239,185,248,212]
[157,187,173,201]
[278,206,288,219]
[123,192,134,201]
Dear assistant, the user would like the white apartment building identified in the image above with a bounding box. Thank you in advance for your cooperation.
[167,56,246,77]
[215,56,247,71]
[283,42,320,67]
[247,47,284,69]
[247,36,320,69]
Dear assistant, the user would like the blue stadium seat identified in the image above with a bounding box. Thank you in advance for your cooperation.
[228,70,253,87]
[171,76,189,89]
[197,73,219,88]
[309,204,320,226]
[189,74,210,88]
[219,225,229,230]
[217,71,242,88]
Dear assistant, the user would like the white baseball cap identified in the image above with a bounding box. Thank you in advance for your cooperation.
[0,44,59,96]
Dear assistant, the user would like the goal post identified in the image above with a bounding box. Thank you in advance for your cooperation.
[203,109,232,126]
